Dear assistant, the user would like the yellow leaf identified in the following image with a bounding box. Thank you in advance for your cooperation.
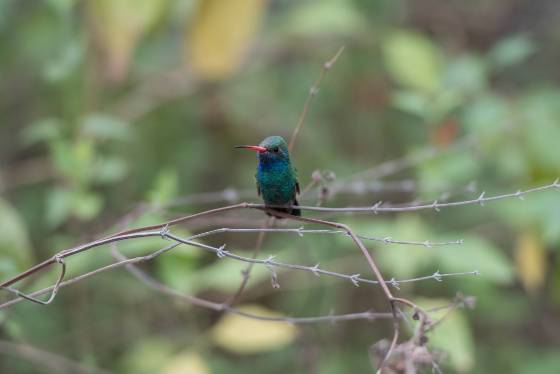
[210,304,297,354]
[87,0,168,82]
[515,230,546,293]
[163,352,210,374]
[187,0,268,80]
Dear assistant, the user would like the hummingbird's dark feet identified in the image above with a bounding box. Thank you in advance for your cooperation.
[265,200,301,218]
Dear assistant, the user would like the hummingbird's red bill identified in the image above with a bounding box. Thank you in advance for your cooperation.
[234,145,267,153]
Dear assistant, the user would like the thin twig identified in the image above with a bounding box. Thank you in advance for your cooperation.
[111,245,396,324]
[225,216,275,306]
[187,227,463,248]
[289,46,345,152]
[0,340,109,374]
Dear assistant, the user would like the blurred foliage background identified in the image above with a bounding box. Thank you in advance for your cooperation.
[1,0,560,373]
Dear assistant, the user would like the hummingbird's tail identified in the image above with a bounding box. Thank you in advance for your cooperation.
[291,198,301,216]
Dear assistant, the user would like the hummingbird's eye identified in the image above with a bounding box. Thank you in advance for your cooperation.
[272,147,279,153]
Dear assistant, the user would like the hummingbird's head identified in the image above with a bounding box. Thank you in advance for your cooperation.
[235,136,291,163]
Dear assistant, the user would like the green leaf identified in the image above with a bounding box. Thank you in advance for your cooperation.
[43,38,84,82]
[383,30,443,93]
[494,192,560,248]
[418,298,475,372]
[193,256,269,294]
[444,55,488,95]
[50,139,82,182]
[0,199,33,279]
[45,187,72,228]
[156,245,200,293]
[418,151,480,192]
[21,118,63,146]
[94,156,128,184]
[437,235,514,284]
[72,191,103,221]
[367,217,438,278]
[148,168,179,205]
[462,94,510,149]
[518,90,560,171]
[81,113,131,141]
[392,90,431,119]
[280,0,367,38]
[45,0,78,14]
[489,33,536,69]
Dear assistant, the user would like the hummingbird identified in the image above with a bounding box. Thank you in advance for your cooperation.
[235,136,301,217]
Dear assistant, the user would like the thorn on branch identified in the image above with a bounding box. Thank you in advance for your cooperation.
[311,264,321,277]
[328,309,337,325]
[159,224,170,239]
[371,201,383,214]
[265,255,276,265]
[216,245,229,258]
[478,191,486,206]
[269,269,281,289]
[324,45,345,70]
[366,309,377,321]
[432,200,440,212]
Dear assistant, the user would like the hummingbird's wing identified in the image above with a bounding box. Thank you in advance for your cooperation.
[256,179,261,196]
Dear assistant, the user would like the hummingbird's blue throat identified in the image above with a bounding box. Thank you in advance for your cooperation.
[257,154,289,171]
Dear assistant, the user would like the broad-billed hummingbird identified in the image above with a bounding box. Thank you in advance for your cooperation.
[235,136,301,217]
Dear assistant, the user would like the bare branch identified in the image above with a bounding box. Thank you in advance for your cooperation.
[187,226,463,247]
[252,180,559,214]
[0,229,477,310]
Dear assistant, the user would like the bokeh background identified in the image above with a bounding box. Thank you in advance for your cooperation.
[1,0,560,373]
